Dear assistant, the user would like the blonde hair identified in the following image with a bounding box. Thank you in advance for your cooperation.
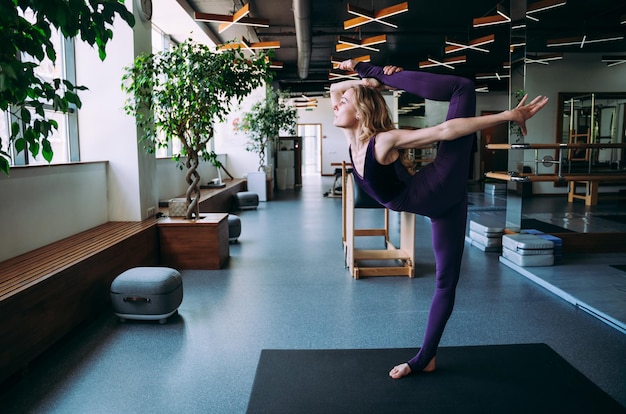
[352,85,395,142]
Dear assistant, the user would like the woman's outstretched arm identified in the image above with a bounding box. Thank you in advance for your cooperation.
[379,94,548,151]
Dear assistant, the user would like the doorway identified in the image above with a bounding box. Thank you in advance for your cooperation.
[297,123,322,176]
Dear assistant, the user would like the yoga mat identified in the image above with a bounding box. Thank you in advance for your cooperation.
[610,264,626,273]
[521,218,575,233]
[247,344,624,414]
[600,215,626,225]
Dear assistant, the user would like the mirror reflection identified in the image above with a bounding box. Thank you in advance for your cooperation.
[502,0,626,242]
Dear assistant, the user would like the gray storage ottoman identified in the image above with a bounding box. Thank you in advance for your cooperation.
[236,191,259,210]
[228,214,242,243]
[111,267,183,323]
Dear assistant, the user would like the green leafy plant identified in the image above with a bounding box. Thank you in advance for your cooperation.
[510,89,526,142]
[121,40,272,219]
[238,87,297,171]
[0,0,135,175]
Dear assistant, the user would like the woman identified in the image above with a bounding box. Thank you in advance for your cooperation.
[331,60,548,379]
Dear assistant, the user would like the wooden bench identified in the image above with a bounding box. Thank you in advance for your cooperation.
[160,179,247,215]
[0,220,159,384]
[199,178,247,212]
[567,176,626,206]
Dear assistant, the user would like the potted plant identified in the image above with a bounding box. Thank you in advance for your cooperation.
[238,87,298,172]
[121,40,272,219]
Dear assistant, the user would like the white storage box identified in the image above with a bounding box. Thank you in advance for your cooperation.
[469,219,504,237]
[484,183,506,195]
[502,247,554,266]
[502,234,554,255]
[469,230,502,247]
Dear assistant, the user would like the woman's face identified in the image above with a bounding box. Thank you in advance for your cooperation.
[333,88,359,128]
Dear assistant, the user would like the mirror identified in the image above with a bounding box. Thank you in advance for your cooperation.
[557,93,626,166]
[505,0,626,240]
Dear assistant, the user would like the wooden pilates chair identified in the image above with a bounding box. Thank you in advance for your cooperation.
[341,162,415,279]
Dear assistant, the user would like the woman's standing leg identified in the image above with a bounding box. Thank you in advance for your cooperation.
[407,200,467,371]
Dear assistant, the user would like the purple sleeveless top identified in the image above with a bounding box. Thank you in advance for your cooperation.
[349,136,410,208]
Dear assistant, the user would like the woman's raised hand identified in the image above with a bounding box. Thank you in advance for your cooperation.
[511,94,549,135]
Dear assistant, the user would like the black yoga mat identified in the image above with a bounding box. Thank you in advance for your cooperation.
[600,215,626,225]
[246,344,624,414]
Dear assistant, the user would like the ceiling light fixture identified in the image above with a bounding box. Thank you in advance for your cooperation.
[472,4,510,28]
[547,34,624,48]
[527,0,566,15]
[218,38,280,54]
[524,53,563,64]
[475,72,510,80]
[601,55,626,67]
[270,61,284,69]
[194,4,270,33]
[329,71,361,81]
[343,2,409,30]
[336,35,387,52]
[445,34,495,54]
[419,55,467,69]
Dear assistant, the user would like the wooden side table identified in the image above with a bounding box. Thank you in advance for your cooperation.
[157,213,229,269]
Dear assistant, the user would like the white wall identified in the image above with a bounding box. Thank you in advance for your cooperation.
[76,2,155,221]
[0,163,108,261]
[214,86,268,178]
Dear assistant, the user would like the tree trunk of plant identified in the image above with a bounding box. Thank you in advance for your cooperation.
[258,143,266,171]
[185,154,201,220]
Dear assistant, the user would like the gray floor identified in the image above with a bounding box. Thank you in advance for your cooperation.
[1,176,625,413]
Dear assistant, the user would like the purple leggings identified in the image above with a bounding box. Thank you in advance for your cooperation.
[355,63,476,371]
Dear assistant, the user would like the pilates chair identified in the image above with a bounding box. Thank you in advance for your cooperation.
[341,162,415,279]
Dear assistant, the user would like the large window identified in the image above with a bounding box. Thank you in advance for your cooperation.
[151,26,182,159]
[3,9,78,167]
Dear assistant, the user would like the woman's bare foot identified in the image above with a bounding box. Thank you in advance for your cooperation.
[388,357,436,379]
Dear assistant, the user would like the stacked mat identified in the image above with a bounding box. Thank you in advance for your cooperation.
[484,182,507,195]
[468,219,504,252]
[502,233,554,267]
[520,229,563,263]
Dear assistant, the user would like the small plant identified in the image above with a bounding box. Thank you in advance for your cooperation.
[510,89,526,142]
[238,88,297,171]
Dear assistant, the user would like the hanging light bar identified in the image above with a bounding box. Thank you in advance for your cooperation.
[336,35,387,52]
[329,71,361,81]
[343,2,409,30]
[547,34,624,48]
[527,0,567,15]
[524,53,563,64]
[475,72,510,80]
[445,34,495,54]
[419,55,466,69]
[472,4,510,28]
[601,55,626,67]
[218,38,280,54]
[194,4,270,33]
